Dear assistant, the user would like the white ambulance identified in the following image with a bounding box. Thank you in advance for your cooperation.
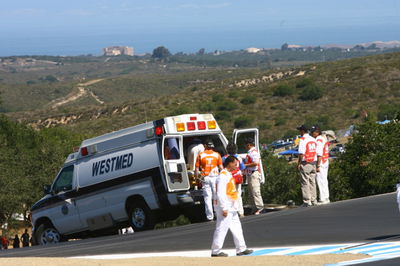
[31,114,264,245]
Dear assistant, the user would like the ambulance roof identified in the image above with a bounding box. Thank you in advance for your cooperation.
[81,121,154,148]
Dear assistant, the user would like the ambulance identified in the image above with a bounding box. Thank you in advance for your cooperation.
[31,114,264,245]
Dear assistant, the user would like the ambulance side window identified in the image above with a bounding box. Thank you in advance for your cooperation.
[164,138,181,160]
[53,165,74,194]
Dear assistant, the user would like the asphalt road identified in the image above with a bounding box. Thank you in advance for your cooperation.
[1,192,399,259]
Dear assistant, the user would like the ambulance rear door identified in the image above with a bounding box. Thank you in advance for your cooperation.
[162,135,190,192]
[233,128,266,183]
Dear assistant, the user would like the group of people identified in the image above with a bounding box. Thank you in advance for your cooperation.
[297,125,331,207]
[1,229,30,250]
[193,138,263,257]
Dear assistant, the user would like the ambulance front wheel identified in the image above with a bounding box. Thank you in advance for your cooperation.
[128,201,155,231]
[35,222,63,245]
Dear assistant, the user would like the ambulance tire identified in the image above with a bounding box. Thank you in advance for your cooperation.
[128,201,155,231]
[35,222,64,245]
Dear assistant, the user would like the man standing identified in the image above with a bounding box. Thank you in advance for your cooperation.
[223,143,245,217]
[297,125,318,207]
[244,138,264,215]
[312,126,330,204]
[196,140,223,221]
[21,229,30,247]
[211,155,253,257]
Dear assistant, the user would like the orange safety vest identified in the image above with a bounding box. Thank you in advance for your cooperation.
[216,170,238,201]
[322,141,330,163]
[196,150,222,176]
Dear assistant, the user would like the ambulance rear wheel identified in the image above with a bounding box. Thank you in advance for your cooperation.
[35,222,62,245]
[128,201,155,231]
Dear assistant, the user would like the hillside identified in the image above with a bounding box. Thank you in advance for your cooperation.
[8,52,400,142]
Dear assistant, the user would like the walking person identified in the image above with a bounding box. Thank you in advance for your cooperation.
[21,229,30,247]
[244,138,264,215]
[297,125,318,207]
[12,234,20,249]
[222,143,245,217]
[195,140,223,221]
[312,126,330,204]
[211,155,253,257]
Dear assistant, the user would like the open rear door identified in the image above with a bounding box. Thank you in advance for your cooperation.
[233,128,265,184]
[162,135,190,192]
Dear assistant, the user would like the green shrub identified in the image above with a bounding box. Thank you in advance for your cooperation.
[172,106,191,115]
[296,78,313,88]
[212,94,224,102]
[274,117,287,126]
[273,84,295,97]
[240,95,257,105]
[299,85,324,101]
[228,90,240,98]
[199,102,214,112]
[215,111,231,121]
[377,103,400,121]
[234,116,251,128]
[217,100,237,111]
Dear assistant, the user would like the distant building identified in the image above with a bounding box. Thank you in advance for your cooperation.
[102,46,134,56]
[245,47,262,53]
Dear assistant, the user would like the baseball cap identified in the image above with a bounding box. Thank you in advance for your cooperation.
[296,125,308,131]
[310,125,321,133]
[205,140,215,148]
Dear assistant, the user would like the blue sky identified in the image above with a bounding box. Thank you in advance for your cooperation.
[1,0,399,55]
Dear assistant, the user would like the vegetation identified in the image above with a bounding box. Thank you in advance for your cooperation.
[273,84,295,97]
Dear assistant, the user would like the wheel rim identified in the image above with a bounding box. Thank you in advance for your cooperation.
[40,228,61,245]
[131,207,146,229]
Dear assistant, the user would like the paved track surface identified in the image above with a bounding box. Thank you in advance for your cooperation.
[1,192,399,260]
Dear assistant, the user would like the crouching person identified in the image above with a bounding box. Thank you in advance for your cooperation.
[211,155,253,257]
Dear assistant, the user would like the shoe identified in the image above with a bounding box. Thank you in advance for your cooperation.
[254,209,264,215]
[319,199,330,205]
[237,249,254,256]
[312,201,320,206]
[211,252,228,257]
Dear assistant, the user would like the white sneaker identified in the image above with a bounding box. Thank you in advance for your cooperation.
[320,199,330,205]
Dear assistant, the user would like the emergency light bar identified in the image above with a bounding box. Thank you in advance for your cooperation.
[174,120,217,132]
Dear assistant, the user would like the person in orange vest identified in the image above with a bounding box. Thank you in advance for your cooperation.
[211,155,253,257]
[195,140,223,221]
[297,125,318,207]
[311,126,330,204]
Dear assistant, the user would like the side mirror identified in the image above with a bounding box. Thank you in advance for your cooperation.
[43,185,52,195]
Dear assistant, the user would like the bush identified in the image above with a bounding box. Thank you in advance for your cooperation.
[273,84,295,97]
[296,78,313,88]
[260,151,302,204]
[234,116,251,128]
[240,95,257,105]
[274,117,287,126]
[377,103,400,121]
[199,102,214,112]
[215,111,231,121]
[329,121,400,200]
[172,106,191,115]
[217,100,237,111]
[212,94,224,102]
[299,85,324,101]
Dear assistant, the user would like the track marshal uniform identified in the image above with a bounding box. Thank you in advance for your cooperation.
[211,169,247,255]
[298,133,318,206]
[196,149,223,221]
[316,135,330,203]
[223,154,245,216]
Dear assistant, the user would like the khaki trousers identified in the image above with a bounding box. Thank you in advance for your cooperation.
[299,164,317,204]
[248,171,264,211]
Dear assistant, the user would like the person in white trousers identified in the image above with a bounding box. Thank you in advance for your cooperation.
[211,155,253,257]
[312,126,330,204]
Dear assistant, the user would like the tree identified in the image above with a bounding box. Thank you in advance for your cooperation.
[281,43,289,51]
[273,84,295,97]
[299,84,324,101]
[152,46,171,60]
[196,48,205,55]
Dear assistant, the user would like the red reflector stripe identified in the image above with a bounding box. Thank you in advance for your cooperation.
[187,122,196,131]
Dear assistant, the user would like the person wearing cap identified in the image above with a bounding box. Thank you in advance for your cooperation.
[311,126,330,204]
[196,140,223,221]
[297,125,318,207]
[244,138,264,215]
[222,143,246,217]
[211,155,253,257]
